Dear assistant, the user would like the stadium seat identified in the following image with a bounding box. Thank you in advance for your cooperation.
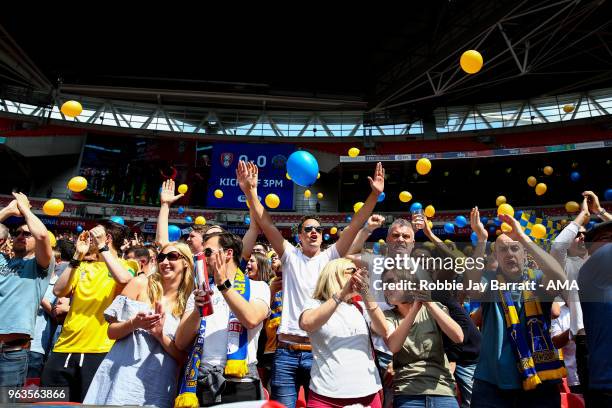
[560,392,585,408]
[296,386,306,408]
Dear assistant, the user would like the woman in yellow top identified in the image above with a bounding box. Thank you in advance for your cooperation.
[83,242,194,408]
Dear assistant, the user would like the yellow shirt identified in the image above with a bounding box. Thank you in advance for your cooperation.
[53,259,136,353]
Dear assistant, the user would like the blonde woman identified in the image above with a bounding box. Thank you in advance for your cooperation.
[84,242,194,408]
[299,258,387,408]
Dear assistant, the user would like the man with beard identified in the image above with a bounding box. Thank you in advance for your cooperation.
[236,160,385,408]
[0,194,54,387]
[467,209,566,408]
[550,195,590,392]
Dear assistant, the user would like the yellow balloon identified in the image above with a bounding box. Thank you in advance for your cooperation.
[60,100,83,118]
[535,183,547,196]
[427,220,433,230]
[399,191,412,203]
[501,222,513,233]
[348,147,360,157]
[543,166,553,176]
[317,192,323,200]
[330,227,338,235]
[178,184,188,194]
[304,189,312,198]
[527,176,537,187]
[416,158,432,175]
[424,205,435,218]
[214,189,223,199]
[48,231,56,248]
[531,223,546,239]
[565,201,579,213]
[563,104,575,113]
[497,203,515,217]
[195,216,206,225]
[67,176,87,192]
[43,199,64,216]
[265,194,280,209]
[286,172,292,180]
[353,201,364,213]
[378,239,385,245]
[460,50,483,74]
[496,196,506,207]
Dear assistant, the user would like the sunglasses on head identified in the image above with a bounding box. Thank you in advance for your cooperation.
[157,251,183,263]
[15,230,32,238]
[204,247,224,257]
[303,226,323,233]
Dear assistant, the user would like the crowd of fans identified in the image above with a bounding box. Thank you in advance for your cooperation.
[0,161,611,408]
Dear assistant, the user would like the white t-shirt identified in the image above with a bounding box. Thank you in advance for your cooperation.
[185,278,271,371]
[302,298,382,398]
[279,242,339,337]
[551,303,580,386]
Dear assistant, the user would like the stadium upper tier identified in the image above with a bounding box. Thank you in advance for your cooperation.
[0,86,611,137]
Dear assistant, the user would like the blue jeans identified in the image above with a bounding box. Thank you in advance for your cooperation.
[27,351,46,379]
[454,363,477,408]
[271,348,312,408]
[471,379,560,408]
[394,395,459,408]
[0,349,28,386]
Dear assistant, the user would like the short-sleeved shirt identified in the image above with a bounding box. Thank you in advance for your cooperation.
[30,274,59,355]
[279,242,339,337]
[185,277,271,371]
[0,255,54,337]
[474,269,553,389]
[385,305,456,397]
[302,298,382,398]
[550,304,579,386]
[578,243,612,391]
[53,259,136,353]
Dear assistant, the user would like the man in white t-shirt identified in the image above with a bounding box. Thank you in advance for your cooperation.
[236,160,385,408]
[551,301,581,394]
[175,232,271,406]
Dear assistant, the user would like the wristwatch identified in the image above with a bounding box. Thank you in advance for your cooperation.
[98,244,110,253]
[598,208,608,217]
[217,279,232,292]
[69,259,81,268]
[331,293,342,305]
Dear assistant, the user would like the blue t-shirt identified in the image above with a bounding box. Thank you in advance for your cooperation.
[578,243,612,390]
[474,269,552,389]
[0,255,54,337]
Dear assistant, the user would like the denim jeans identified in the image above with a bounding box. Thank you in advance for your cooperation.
[471,379,560,408]
[271,348,312,408]
[393,395,459,408]
[454,363,477,408]
[0,349,29,386]
[27,351,46,379]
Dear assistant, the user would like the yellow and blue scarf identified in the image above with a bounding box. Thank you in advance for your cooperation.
[225,268,250,377]
[497,268,567,390]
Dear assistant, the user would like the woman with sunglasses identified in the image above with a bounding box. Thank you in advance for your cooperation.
[84,242,194,408]
[299,258,388,408]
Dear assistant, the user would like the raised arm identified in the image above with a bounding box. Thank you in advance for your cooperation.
[91,225,133,285]
[241,206,262,261]
[347,215,385,255]
[54,232,90,297]
[551,197,589,269]
[336,162,385,257]
[13,192,52,268]
[465,207,488,299]
[0,200,21,222]
[156,179,184,247]
[584,190,611,222]
[236,161,286,257]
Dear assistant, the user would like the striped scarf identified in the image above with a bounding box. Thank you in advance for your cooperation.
[224,269,251,377]
[497,268,567,390]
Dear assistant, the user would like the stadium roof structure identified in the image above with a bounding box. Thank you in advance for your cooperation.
[1,0,612,128]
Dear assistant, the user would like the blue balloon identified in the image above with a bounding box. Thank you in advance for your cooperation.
[493,217,502,226]
[324,233,330,241]
[110,216,124,225]
[480,217,489,225]
[168,225,181,242]
[570,171,581,182]
[76,225,83,233]
[345,215,352,223]
[410,202,423,213]
[455,215,468,228]
[444,223,455,234]
[470,231,478,244]
[489,226,496,234]
[245,215,251,225]
[587,221,596,230]
[185,216,193,223]
[605,188,612,201]
[178,207,185,215]
[286,150,319,187]
[377,192,386,203]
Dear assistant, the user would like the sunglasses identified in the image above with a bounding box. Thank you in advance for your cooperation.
[156,251,183,263]
[204,247,224,257]
[303,226,323,234]
[15,230,33,238]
